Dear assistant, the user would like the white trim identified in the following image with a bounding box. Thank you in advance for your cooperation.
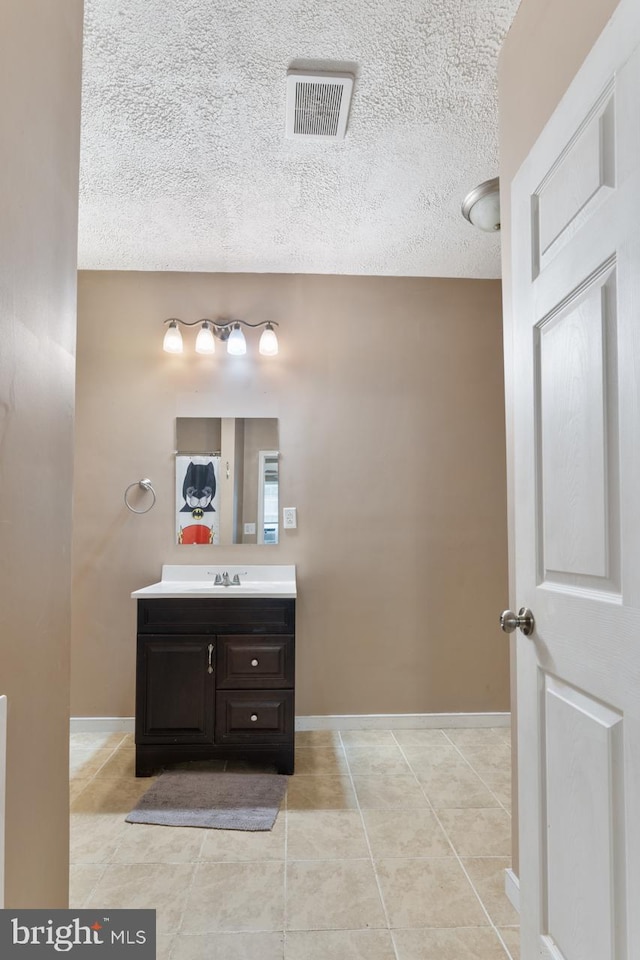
[70,717,135,734]
[295,712,510,730]
[72,712,509,734]
[505,867,520,914]
[0,695,6,909]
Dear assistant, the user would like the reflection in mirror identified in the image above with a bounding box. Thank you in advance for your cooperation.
[175,418,279,546]
[258,451,279,544]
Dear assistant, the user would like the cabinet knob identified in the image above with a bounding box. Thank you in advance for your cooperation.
[251,658,259,667]
[250,714,258,722]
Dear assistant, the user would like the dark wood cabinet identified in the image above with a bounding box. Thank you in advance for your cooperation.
[135,599,295,776]
[137,637,215,744]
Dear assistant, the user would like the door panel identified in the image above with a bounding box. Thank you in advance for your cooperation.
[543,676,625,960]
[533,84,615,275]
[511,3,640,957]
[539,281,608,577]
[535,263,620,593]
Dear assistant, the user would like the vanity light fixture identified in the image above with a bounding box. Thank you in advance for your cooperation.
[162,318,279,357]
[259,323,279,357]
[461,177,501,232]
[195,321,216,354]
[226,323,247,356]
[162,319,184,354]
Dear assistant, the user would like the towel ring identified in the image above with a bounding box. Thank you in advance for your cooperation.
[124,479,156,514]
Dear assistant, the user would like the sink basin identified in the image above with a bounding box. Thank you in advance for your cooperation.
[131,565,297,599]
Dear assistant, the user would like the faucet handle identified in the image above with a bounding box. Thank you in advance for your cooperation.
[232,574,241,585]
[214,573,222,585]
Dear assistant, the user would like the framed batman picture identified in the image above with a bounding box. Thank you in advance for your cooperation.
[176,455,221,545]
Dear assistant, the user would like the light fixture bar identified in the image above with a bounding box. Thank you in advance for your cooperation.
[162,317,280,356]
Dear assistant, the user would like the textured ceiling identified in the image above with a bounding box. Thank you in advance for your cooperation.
[79,0,520,278]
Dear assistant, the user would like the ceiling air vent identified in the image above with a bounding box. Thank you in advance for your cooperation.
[286,70,354,141]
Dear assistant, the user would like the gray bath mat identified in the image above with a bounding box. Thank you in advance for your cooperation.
[126,771,287,831]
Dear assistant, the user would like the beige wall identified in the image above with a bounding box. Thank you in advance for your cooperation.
[72,271,509,718]
[0,2,83,906]
[498,0,621,877]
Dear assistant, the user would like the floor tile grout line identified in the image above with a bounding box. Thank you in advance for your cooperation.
[70,779,92,805]
[82,852,521,867]
[338,730,401,960]
[173,835,205,943]
[69,736,128,785]
[74,863,109,910]
[176,923,499,935]
[71,743,132,863]
[440,732,512,816]
[283,786,289,956]
[391,732,517,960]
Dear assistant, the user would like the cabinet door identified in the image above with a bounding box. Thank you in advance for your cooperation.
[136,636,215,744]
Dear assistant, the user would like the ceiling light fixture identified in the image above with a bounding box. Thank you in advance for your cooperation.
[162,318,279,357]
[461,177,501,232]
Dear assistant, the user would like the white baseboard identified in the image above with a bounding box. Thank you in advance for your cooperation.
[71,712,510,735]
[0,695,6,910]
[505,867,520,914]
[295,712,510,730]
[70,717,135,734]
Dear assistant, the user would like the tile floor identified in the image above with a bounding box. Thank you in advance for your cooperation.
[69,726,519,960]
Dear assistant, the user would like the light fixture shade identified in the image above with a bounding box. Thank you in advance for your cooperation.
[195,321,216,354]
[163,320,183,354]
[227,323,247,356]
[461,177,501,232]
[259,323,279,356]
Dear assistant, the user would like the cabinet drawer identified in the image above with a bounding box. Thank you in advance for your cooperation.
[216,691,294,743]
[217,636,294,689]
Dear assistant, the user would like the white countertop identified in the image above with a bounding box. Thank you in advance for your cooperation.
[131,564,297,599]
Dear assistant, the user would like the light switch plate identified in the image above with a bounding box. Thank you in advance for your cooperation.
[244,522,256,535]
[283,507,297,529]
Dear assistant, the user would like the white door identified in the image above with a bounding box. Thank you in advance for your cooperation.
[510,1,640,957]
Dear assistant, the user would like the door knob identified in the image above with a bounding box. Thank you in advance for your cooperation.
[500,608,535,636]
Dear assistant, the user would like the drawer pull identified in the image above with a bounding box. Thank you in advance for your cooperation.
[251,658,259,667]
[208,643,214,675]
[250,714,258,722]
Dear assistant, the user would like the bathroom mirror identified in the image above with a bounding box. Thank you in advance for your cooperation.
[175,418,279,546]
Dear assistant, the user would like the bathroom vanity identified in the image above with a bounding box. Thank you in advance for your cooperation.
[132,565,296,776]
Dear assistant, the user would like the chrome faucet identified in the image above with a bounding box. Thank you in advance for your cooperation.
[214,571,240,587]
